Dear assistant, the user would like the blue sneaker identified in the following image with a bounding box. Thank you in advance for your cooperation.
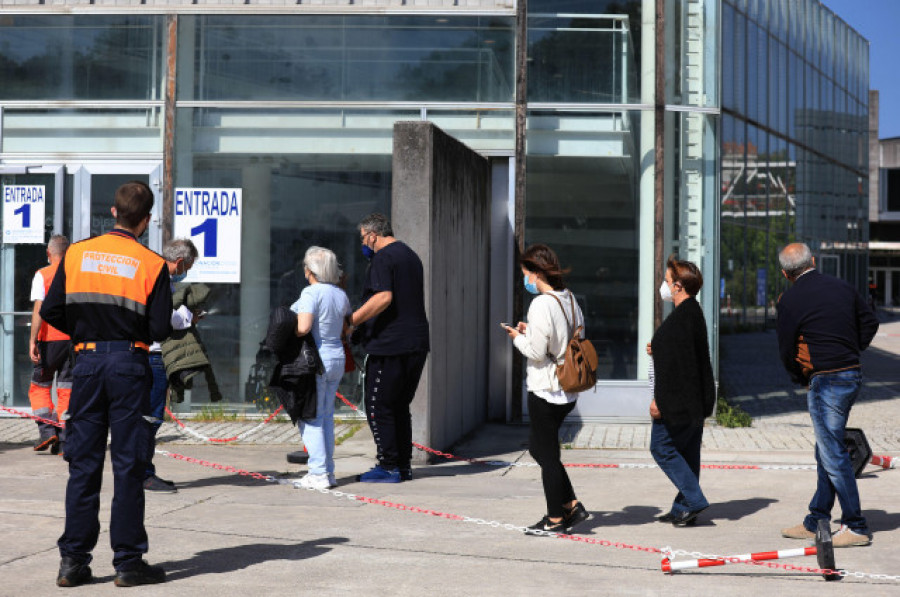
[357,465,401,483]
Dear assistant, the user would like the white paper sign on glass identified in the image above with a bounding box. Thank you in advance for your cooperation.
[173,188,242,284]
[2,185,46,244]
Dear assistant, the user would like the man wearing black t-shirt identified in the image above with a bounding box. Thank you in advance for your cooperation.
[350,213,430,483]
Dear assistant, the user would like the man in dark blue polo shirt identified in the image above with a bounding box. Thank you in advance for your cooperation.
[350,213,430,483]
[776,242,878,548]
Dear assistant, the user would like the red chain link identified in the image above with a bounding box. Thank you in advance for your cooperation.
[0,405,63,428]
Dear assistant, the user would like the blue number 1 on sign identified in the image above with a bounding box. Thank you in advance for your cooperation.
[191,218,218,257]
[13,204,30,228]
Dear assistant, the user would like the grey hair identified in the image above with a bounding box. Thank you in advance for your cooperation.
[304,246,342,285]
[359,213,393,237]
[779,243,814,279]
[163,238,199,265]
[47,234,69,256]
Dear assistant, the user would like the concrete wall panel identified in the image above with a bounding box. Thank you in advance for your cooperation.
[392,121,489,459]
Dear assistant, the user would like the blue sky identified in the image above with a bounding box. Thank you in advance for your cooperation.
[822,0,900,139]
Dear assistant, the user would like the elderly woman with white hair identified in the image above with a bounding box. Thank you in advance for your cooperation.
[290,246,352,489]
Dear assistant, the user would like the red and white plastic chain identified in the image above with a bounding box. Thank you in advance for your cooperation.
[155,447,899,582]
[0,405,63,428]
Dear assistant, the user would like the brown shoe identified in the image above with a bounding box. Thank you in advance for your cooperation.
[832,525,872,547]
[781,523,815,540]
[34,435,58,452]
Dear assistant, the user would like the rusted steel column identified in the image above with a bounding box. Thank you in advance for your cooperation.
[511,0,528,422]
[654,0,665,329]
[162,14,178,246]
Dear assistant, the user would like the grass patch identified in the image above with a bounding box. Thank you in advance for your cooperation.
[715,395,752,428]
[335,423,363,446]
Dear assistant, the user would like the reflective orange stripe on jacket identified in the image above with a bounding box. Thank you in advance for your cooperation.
[37,263,69,342]
[64,232,166,316]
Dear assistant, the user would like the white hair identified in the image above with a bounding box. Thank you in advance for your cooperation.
[303,246,341,285]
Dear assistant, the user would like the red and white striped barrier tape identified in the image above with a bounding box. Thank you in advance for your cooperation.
[154,447,900,582]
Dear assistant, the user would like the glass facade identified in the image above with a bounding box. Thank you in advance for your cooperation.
[721,0,869,329]
[1,1,725,420]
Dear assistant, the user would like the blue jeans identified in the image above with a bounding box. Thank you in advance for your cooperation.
[803,369,868,534]
[650,419,709,515]
[144,353,168,479]
[298,357,344,476]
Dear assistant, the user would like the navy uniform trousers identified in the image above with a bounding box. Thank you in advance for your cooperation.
[57,348,153,571]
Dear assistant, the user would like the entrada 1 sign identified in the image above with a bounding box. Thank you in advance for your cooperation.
[174,189,240,217]
[3,186,45,203]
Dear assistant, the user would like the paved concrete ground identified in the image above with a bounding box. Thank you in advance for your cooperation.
[1,317,898,594]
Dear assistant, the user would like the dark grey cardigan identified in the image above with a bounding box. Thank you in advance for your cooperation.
[650,297,716,426]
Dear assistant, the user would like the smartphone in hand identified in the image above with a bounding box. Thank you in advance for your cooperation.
[500,322,511,329]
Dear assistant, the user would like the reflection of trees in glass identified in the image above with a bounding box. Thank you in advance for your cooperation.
[528,1,640,103]
[392,20,513,102]
[0,18,160,100]
[199,22,338,101]
[721,217,795,309]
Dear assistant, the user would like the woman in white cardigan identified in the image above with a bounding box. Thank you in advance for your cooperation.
[504,244,590,536]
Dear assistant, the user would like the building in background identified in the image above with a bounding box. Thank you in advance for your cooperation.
[869,90,900,306]
[0,0,869,422]
[720,0,869,330]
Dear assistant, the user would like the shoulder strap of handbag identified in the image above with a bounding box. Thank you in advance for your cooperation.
[546,292,574,364]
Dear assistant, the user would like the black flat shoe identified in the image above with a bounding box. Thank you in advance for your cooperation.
[671,507,708,527]
[56,557,92,588]
[114,560,165,587]
[657,512,677,523]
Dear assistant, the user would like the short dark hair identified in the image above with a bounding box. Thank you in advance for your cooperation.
[114,181,154,229]
[359,213,393,237]
[667,255,703,297]
[520,244,570,291]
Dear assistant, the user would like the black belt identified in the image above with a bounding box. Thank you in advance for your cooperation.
[73,341,150,354]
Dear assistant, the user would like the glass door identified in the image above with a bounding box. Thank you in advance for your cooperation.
[0,165,63,407]
[0,162,161,407]
[71,163,163,251]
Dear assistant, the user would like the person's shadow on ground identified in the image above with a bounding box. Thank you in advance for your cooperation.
[157,537,349,582]
[863,509,900,533]
[704,497,777,522]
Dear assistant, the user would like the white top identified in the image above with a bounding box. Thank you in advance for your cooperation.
[30,272,45,302]
[513,289,585,405]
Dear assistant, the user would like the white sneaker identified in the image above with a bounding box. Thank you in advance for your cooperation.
[297,473,331,490]
[327,473,337,487]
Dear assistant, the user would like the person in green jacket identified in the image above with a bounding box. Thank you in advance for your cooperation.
[161,283,222,404]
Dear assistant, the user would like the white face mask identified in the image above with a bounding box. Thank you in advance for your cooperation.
[659,280,674,302]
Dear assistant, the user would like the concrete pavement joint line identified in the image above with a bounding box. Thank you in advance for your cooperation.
[158,447,899,583]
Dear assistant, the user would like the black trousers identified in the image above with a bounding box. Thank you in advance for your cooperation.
[58,349,152,571]
[364,352,427,469]
[528,393,577,518]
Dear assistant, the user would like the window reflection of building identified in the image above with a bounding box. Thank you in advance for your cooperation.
[720,0,869,327]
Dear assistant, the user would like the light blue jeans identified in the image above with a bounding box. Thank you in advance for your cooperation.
[803,369,869,534]
[298,357,344,476]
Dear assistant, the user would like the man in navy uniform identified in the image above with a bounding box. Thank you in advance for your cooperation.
[41,181,172,587]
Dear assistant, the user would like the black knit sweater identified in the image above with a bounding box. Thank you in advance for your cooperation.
[650,297,716,426]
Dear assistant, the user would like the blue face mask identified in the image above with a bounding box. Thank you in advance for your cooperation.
[361,244,375,260]
[523,274,539,295]
[171,272,187,284]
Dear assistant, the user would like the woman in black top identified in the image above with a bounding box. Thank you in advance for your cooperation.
[647,256,716,527]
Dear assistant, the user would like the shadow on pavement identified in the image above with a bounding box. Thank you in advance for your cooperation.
[158,538,349,582]
[705,497,778,521]
[865,509,900,533]
[581,505,664,530]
